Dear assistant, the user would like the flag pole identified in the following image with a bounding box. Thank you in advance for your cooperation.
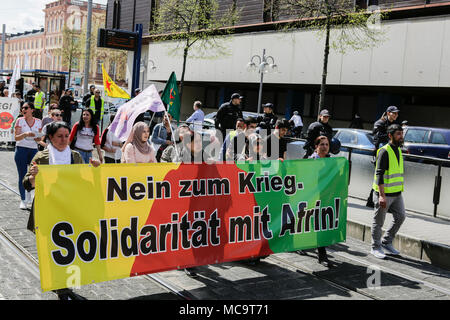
[164,110,179,159]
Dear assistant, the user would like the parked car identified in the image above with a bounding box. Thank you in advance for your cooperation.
[333,128,375,155]
[402,126,450,161]
[203,111,261,128]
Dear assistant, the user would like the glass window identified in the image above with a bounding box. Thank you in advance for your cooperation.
[404,129,429,143]
[430,132,447,145]
[336,131,357,145]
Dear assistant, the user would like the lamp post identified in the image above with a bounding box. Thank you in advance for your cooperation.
[246,48,278,115]
[140,58,156,89]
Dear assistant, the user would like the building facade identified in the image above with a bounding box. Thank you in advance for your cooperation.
[107,0,450,129]
[3,0,128,90]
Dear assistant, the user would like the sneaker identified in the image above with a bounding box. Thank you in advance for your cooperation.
[382,243,400,255]
[19,201,27,210]
[371,247,386,259]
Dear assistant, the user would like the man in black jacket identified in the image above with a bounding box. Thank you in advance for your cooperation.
[59,89,76,126]
[373,106,400,150]
[82,85,96,107]
[257,103,278,130]
[215,93,243,141]
[303,109,333,158]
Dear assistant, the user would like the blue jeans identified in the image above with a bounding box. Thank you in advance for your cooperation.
[14,146,38,200]
[76,149,92,164]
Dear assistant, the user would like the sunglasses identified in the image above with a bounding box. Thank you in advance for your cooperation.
[54,113,62,116]
[21,106,30,110]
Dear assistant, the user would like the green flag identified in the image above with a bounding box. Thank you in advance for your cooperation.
[161,72,181,121]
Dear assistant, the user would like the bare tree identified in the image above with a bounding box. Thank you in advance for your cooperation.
[279,0,387,116]
[151,0,240,103]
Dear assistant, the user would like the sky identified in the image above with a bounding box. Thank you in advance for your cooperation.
[0,0,108,34]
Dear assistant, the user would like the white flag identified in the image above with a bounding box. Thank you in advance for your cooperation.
[8,57,21,98]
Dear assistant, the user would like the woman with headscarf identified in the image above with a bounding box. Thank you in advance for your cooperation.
[121,121,157,163]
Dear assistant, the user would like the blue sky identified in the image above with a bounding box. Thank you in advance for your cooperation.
[0,0,107,34]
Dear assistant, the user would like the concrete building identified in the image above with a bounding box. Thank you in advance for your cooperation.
[107,0,450,129]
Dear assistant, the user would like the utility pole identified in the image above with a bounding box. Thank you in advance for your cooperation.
[83,0,93,93]
[1,24,5,70]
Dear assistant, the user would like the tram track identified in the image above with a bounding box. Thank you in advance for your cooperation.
[1,177,449,300]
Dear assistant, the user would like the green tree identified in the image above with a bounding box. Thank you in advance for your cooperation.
[56,26,83,87]
[151,0,240,103]
[279,0,387,116]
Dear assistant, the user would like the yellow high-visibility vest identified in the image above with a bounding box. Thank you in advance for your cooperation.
[89,96,104,120]
[34,91,45,110]
[372,144,404,194]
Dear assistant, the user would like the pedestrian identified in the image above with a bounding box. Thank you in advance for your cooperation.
[289,110,303,138]
[366,106,400,208]
[257,103,278,132]
[33,84,45,120]
[371,124,406,259]
[186,100,204,131]
[82,85,96,107]
[89,89,105,124]
[41,104,60,128]
[59,89,76,126]
[264,119,290,160]
[151,113,176,162]
[25,82,36,104]
[69,108,104,164]
[215,93,243,141]
[38,108,64,149]
[101,114,123,163]
[23,121,100,300]
[121,121,156,163]
[303,109,333,158]
[373,106,400,150]
[349,113,363,129]
[13,102,42,209]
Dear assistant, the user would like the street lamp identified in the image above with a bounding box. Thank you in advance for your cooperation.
[247,49,278,115]
[140,58,157,89]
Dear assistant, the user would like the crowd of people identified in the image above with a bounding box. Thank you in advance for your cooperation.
[5,83,407,290]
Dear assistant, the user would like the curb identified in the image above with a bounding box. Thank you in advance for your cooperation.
[346,219,450,271]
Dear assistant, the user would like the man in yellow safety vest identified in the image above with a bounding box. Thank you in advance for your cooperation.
[89,89,104,123]
[33,84,45,119]
[371,123,406,259]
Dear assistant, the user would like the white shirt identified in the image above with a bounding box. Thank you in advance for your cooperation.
[104,129,122,160]
[75,127,95,151]
[290,114,303,128]
[15,117,42,149]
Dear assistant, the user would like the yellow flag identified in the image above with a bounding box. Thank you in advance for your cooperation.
[102,64,130,99]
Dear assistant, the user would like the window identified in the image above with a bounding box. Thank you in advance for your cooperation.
[336,131,358,145]
[96,60,103,74]
[430,132,447,145]
[404,129,429,143]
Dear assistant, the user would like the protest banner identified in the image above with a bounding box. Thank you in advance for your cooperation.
[0,97,20,142]
[34,158,348,291]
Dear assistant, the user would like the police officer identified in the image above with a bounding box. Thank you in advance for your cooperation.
[215,93,243,141]
[373,106,400,150]
[33,84,45,120]
[257,103,278,131]
[371,124,405,259]
[303,109,333,158]
[83,85,96,107]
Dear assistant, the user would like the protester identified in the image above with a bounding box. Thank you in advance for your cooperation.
[289,110,303,138]
[38,109,64,149]
[186,100,204,131]
[222,118,246,161]
[160,124,191,163]
[264,119,290,160]
[151,113,176,162]
[13,102,42,209]
[303,109,333,158]
[371,124,406,259]
[122,121,157,163]
[41,104,60,128]
[59,89,76,126]
[215,93,243,140]
[23,121,100,300]
[101,114,123,163]
[69,108,103,164]
[226,117,259,161]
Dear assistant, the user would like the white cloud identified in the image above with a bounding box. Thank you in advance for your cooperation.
[0,0,108,34]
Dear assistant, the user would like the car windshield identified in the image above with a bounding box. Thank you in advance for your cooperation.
[404,129,429,143]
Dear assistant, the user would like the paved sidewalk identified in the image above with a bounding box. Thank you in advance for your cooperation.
[347,197,450,270]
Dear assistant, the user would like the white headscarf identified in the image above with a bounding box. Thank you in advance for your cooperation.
[47,143,72,165]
